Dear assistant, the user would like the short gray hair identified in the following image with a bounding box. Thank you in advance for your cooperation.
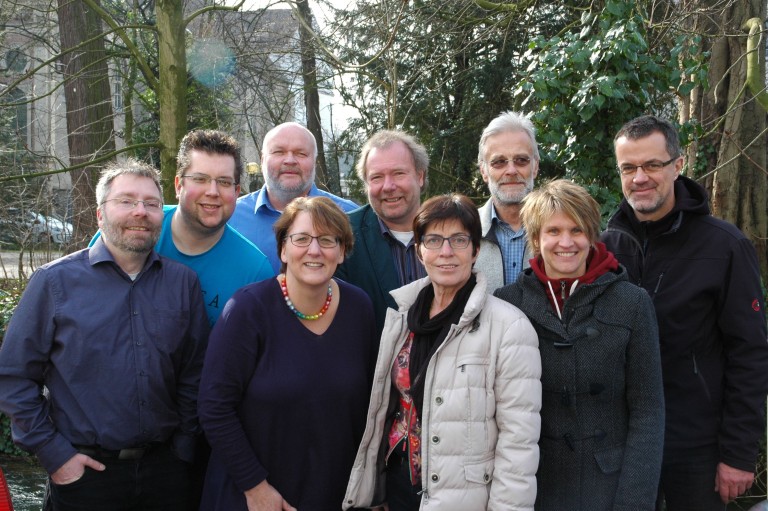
[355,130,429,185]
[477,111,540,169]
[96,159,163,206]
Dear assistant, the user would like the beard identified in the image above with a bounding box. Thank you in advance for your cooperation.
[265,166,315,206]
[101,209,161,254]
[488,175,535,205]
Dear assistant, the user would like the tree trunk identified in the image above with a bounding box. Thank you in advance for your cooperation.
[296,0,338,194]
[689,0,767,281]
[156,0,187,203]
[57,0,116,249]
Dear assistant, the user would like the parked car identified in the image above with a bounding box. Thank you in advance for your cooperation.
[0,209,72,245]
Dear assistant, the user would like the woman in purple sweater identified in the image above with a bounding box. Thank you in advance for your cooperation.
[198,196,377,511]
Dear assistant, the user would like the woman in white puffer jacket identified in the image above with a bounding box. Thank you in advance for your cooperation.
[343,194,542,511]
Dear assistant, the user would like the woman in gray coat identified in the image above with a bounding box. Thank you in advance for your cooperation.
[494,180,664,510]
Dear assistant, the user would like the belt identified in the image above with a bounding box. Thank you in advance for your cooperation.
[75,442,164,461]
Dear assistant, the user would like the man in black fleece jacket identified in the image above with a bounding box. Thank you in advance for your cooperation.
[602,115,768,510]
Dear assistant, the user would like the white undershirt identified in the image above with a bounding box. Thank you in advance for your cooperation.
[389,230,414,247]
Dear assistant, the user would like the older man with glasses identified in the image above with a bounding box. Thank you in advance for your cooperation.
[602,115,768,511]
[475,111,540,291]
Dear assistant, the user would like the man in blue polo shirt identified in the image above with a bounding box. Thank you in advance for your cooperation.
[228,122,358,272]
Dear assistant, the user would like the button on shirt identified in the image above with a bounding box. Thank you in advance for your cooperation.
[380,218,426,287]
[228,184,359,273]
[491,206,527,285]
[0,238,209,474]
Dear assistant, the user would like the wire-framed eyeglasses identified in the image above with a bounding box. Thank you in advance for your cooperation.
[618,157,678,176]
[102,198,163,212]
[181,174,236,189]
[486,156,532,170]
[285,233,340,248]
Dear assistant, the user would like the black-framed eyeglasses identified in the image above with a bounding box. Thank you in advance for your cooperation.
[102,198,163,212]
[285,233,339,248]
[420,234,471,250]
[181,174,236,189]
[618,157,678,176]
[486,156,531,170]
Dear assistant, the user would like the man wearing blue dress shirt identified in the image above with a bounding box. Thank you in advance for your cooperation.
[0,160,210,510]
[228,122,357,273]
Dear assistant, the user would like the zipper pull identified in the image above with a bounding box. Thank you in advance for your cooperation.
[560,280,566,300]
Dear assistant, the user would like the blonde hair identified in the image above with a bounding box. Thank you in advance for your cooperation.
[521,179,601,254]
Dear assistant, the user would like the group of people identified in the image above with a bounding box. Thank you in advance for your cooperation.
[0,112,765,511]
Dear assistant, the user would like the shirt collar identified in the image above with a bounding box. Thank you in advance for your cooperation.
[254,183,321,214]
[88,235,161,271]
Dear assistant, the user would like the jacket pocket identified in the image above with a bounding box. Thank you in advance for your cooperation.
[464,456,495,485]
[593,444,624,475]
[456,355,489,389]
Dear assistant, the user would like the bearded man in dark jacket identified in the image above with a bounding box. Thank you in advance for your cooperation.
[601,115,768,511]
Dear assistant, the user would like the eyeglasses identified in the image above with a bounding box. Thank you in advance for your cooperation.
[102,198,163,212]
[181,174,236,189]
[421,234,472,250]
[285,233,339,248]
[618,157,678,176]
[487,156,531,170]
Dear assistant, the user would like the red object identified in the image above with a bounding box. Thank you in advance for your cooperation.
[0,467,14,511]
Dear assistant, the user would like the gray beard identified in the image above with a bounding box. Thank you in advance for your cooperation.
[265,170,315,208]
[490,180,533,206]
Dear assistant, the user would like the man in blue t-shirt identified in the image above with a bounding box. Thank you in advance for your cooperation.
[93,130,273,325]
[228,122,358,273]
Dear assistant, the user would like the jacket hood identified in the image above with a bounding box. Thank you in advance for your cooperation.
[529,241,619,318]
[612,175,710,237]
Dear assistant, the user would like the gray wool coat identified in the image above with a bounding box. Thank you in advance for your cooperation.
[494,266,664,511]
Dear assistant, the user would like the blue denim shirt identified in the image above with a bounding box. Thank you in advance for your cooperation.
[0,238,209,473]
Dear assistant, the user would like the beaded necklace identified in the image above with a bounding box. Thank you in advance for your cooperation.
[280,275,333,320]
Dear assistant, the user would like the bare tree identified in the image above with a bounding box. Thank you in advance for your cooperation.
[57,0,115,244]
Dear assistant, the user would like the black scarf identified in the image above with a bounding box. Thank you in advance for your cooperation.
[406,273,477,420]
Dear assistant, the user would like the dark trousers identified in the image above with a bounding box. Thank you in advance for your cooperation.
[656,445,725,511]
[385,450,422,511]
[50,443,191,511]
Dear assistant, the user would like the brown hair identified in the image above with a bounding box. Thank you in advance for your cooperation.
[413,194,481,256]
[273,196,354,273]
[177,130,243,184]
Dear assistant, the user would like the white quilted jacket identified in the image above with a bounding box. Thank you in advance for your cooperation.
[343,272,541,511]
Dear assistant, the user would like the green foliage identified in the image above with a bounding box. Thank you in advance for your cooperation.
[330,0,574,199]
[0,285,22,342]
[518,3,659,194]
[514,0,693,200]
[330,0,711,220]
[0,413,27,457]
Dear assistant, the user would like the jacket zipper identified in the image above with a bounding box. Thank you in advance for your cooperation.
[652,272,665,298]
